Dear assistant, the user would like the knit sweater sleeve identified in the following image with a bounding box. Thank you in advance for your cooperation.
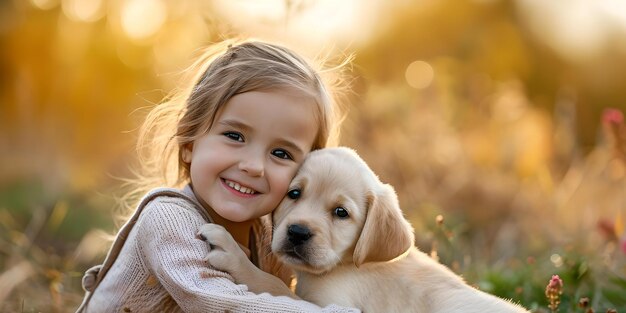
[136,197,360,313]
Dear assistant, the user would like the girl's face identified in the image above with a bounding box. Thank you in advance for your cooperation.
[183,90,319,222]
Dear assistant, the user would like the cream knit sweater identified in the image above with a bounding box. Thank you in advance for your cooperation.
[81,186,359,313]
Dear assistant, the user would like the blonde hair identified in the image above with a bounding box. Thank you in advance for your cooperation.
[124,38,351,212]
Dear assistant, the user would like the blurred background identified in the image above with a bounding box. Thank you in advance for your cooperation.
[1,0,626,311]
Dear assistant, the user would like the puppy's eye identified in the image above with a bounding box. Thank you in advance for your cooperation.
[333,207,349,219]
[287,189,301,200]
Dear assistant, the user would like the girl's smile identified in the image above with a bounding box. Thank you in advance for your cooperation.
[221,178,259,197]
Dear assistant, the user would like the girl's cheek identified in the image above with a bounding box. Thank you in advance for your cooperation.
[280,168,298,191]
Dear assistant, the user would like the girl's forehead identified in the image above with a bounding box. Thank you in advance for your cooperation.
[215,90,318,129]
[218,89,318,118]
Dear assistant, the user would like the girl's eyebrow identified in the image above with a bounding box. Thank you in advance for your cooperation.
[275,139,305,157]
[217,119,252,132]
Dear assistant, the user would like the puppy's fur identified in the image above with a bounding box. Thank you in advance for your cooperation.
[199,147,529,313]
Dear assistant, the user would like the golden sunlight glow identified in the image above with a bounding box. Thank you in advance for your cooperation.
[30,0,59,10]
[121,0,167,41]
[225,1,286,20]
[599,0,626,30]
[212,0,382,51]
[152,16,209,83]
[516,0,626,62]
[405,60,434,89]
[62,0,105,22]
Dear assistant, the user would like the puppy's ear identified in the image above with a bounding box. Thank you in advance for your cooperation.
[353,184,415,267]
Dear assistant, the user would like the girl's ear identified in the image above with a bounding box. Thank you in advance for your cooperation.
[182,143,193,163]
[353,184,415,267]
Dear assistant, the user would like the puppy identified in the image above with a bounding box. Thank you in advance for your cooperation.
[198,147,529,313]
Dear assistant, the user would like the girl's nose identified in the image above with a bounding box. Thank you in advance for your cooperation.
[238,154,264,177]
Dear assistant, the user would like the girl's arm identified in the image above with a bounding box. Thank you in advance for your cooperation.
[137,198,360,313]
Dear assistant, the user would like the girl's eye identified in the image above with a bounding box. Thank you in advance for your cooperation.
[287,189,301,200]
[272,149,293,160]
[333,207,349,219]
[223,132,244,142]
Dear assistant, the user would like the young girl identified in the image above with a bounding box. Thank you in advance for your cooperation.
[76,39,358,312]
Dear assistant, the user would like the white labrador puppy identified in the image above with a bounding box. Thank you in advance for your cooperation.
[198,147,529,313]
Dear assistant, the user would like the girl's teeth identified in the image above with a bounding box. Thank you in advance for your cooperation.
[226,180,255,194]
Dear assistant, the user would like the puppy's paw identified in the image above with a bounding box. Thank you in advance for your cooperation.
[196,223,247,272]
[197,224,237,250]
[204,248,241,274]
[197,223,228,241]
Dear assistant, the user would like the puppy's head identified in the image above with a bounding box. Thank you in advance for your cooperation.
[271,147,415,275]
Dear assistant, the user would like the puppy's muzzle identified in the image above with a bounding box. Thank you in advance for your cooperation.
[287,224,312,246]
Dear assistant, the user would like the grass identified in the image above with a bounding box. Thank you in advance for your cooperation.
[0,179,115,312]
[422,212,626,312]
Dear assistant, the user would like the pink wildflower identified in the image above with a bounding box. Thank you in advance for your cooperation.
[602,108,626,160]
[546,275,563,313]
[603,108,624,126]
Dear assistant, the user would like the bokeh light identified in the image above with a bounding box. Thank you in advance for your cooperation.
[61,0,105,22]
[405,60,434,89]
[120,0,167,42]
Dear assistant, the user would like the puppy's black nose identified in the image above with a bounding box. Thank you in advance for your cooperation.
[287,224,312,245]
